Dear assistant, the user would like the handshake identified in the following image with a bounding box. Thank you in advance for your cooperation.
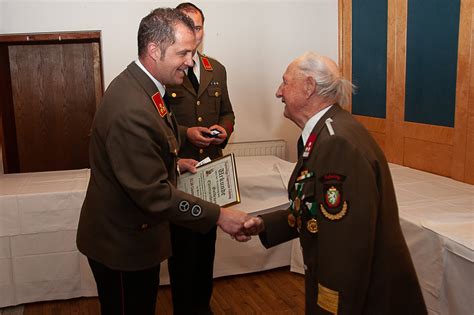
[216,208,265,242]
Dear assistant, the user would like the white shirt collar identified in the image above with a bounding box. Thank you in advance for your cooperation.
[135,59,166,97]
[301,105,333,145]
[186,52,201,83]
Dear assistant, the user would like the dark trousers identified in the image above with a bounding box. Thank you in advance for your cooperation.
[88,258,160,315]
[168,224,217,315]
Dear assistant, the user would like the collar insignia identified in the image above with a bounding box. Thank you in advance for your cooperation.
[201,56,213,71]
[152,92,167,117]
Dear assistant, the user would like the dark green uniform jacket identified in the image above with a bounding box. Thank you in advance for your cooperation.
[76,62,220,271]
[259,105,427,314]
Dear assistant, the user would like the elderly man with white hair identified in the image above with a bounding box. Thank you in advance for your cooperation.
[244,52,427,314]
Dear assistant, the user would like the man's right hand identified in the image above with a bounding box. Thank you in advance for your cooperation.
[187,127,213,148]
[243,216,265,235]
[216,207,250,241]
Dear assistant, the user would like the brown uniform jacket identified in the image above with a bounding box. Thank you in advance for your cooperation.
[76,62,220,271]
[166,52,235,160]
[259,105,426,314]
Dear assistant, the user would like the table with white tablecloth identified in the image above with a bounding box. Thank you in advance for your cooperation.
[1,156,473,314]
[0,156,294,308]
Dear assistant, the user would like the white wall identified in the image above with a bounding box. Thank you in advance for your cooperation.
[0,0,338,162]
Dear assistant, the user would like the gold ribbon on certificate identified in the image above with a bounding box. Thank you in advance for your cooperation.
[177,154,241,207]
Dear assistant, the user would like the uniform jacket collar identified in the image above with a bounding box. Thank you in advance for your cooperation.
[126,62,180,142]
[288,104,343,192]
[182,51,213,98]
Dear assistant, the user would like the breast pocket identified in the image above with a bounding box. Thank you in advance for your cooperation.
[207,86,222,114]
[166,87,190,119]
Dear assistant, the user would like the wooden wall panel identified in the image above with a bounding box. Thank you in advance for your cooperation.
[404,138,453,177]
[403,122,454,145]
[340,0,473,183]
[465,6,474,184]
[354,115,386,151]
[385,0,407,164]
[339,0,352,112]
[453,2,474,183]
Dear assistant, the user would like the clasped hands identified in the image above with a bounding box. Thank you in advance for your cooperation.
[216,208,265,242]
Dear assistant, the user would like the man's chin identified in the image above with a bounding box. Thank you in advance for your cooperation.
[172,74,185,85]
[173,71,185,84]
[173,78,184,85]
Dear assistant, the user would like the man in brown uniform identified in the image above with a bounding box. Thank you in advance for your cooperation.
[165,3,235,314]
[76,8,247,315]
[244,52,427,314]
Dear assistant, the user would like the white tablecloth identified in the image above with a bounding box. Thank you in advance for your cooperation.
[1,158,473,313]
[290,163,474,315]
[0,156,294,307]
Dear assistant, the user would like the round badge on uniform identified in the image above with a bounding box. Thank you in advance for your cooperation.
[178,200,190,212]
[307,218,318,233]
[191,205,202,217]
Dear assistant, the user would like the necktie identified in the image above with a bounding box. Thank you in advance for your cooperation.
[297,136,304,157]
[187,62,199,93]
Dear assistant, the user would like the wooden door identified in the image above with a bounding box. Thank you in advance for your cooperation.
[0,32,103,173]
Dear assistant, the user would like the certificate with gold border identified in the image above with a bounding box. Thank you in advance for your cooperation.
[177,153,241,207]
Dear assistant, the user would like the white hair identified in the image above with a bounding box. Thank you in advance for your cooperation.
[296,52,355,106]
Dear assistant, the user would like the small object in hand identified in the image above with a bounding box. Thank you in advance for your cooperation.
[203,129,222,138]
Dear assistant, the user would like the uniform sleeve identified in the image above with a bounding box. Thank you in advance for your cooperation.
[217,66,235,148]
[314,136,379,314]
[106,107,220,234]
[259,208,299,248]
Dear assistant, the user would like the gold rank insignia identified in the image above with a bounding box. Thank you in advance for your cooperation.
[306,218,318,233]
[317,283,339,314]
[319,174,349,221]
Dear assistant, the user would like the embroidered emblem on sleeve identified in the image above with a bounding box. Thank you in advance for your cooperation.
[319,174,349,221]
[178,200,190,212]
[191,205,202,217]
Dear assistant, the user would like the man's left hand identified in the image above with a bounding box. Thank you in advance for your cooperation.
[177,158,198,174]
[209,124,227,145]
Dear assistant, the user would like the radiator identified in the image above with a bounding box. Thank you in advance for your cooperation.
[223,139,286,160]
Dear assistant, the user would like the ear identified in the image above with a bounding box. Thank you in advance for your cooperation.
[304,76,316,99]
[147,42,161,61]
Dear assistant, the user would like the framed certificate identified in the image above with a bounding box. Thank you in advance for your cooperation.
[177,153,241,207]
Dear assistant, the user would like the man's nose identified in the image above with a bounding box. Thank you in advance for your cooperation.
[275,85,283,98]
[185,54,194,67]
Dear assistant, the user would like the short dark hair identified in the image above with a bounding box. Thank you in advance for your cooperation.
[176,2,205,23]
[137,8,195,59]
